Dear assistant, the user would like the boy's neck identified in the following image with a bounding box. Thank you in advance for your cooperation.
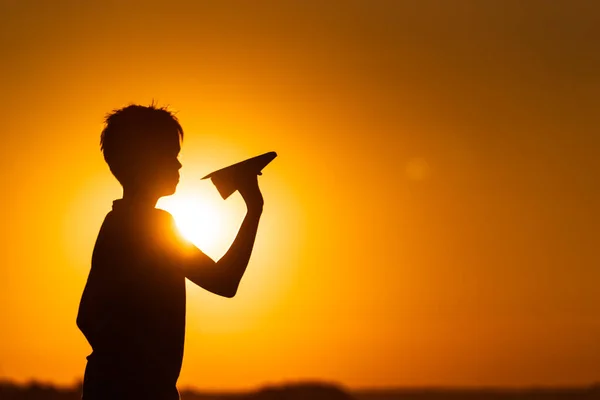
[121,188,160,208]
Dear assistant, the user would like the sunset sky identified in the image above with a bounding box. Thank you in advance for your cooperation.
[1,0,599,391]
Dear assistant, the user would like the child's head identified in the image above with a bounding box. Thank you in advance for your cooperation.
[100,103,183,198]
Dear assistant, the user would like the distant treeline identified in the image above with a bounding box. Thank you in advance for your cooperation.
[0,381,354,400]
[353,385,600,400]
[1,381,600,400]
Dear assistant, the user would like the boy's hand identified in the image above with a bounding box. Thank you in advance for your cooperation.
[237,174,264,212]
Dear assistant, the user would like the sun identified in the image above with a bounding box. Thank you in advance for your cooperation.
[157,186,235,257]
[167,198,221,248]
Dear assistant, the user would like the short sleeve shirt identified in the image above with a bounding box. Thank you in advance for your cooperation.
[78,200,187,396]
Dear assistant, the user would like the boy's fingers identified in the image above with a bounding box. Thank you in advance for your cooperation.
[237,175,259,193]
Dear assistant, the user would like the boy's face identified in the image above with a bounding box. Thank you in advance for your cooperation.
[151,145,182,197]
[132,138,182,198]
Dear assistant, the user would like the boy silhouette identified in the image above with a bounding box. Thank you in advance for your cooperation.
[77,104,264,400]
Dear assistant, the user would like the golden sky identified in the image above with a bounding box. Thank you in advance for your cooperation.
[1,0,599,391]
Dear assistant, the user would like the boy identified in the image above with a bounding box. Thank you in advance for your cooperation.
[77,104,264,400]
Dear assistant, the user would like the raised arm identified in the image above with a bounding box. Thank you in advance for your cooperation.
[172,175,264,297]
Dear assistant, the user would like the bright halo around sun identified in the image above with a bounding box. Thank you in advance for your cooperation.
[157,188,233,257]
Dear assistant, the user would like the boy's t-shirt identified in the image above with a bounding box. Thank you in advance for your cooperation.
[78,199,195,398]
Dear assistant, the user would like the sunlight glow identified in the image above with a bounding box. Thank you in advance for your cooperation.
[171,198,222,248]
[157,185,237,257]
[155,174,301,336]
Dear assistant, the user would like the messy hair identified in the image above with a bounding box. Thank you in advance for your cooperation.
[100,103,184,185]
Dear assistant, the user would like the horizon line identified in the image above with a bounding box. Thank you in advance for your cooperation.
[1,378,599,393]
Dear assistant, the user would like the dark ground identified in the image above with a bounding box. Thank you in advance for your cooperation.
[1,381,600,400]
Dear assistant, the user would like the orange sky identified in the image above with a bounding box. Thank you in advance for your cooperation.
[1,0,599,391]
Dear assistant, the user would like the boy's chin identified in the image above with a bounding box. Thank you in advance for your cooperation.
[161,184,178,197]
[159,189,176,198]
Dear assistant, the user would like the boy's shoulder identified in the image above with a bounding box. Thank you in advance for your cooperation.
[104,201,177,231]
[153,207,174,218]
[153,208,177,226]
[99,205,180,246]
